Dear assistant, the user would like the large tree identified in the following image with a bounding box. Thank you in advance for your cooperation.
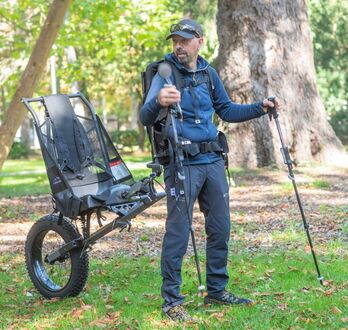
[0,0,72,170]
[216,0,347,167]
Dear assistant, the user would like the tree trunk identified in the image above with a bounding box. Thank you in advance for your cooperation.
[137,114,145,152]
[0,0,72,170]
[216,0,347,167]
[20,117,31,152]
[130,95,139,130]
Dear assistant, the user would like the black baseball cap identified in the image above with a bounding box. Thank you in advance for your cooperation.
[166,19,203,40]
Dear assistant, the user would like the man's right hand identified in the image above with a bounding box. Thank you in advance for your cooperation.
[157,85,181,107]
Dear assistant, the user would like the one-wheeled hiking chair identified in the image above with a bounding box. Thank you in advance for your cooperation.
[22,93,165,299]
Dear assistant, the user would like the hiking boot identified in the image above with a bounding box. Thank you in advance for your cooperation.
[204,290,253,306]
[164,304,193,322]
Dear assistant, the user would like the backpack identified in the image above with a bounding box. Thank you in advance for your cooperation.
[141,60,216,167]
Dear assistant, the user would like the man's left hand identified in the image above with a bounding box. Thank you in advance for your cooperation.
[262,97,280,112]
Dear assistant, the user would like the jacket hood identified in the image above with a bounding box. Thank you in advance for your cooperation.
[165,53,210,72]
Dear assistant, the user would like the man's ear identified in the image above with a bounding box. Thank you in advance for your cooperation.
[197,37,204,50]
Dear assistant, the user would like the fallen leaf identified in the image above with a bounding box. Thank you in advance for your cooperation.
[277,303,288,310]
[253,292,271,297]
[89,321,107,328]
[304,245,312,253]
[332,306,342,314]
[142,293,156,298]
[209,312,225,320]
[322,280,333,287]
[274,292,285,297]
[302,287,310,293]
[70,304,93,318]
[324,289,334,296]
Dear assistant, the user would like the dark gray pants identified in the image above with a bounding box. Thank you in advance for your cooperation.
[161,159,230,311]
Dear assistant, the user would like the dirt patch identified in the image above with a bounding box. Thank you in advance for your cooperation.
[0,166,347,258]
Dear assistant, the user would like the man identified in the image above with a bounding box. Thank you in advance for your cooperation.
[140,18,278,322]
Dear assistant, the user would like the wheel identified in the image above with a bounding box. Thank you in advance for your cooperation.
[25,214,89,298]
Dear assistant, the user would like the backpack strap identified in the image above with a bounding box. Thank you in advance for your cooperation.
[142,60,216,166]
[169,62,185,92]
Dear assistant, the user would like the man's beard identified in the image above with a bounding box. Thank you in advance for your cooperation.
[175,50,190,65]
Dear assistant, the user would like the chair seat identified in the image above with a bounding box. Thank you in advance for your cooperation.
[79,183,131,210]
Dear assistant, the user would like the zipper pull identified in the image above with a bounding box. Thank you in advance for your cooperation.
[192,72,197,84]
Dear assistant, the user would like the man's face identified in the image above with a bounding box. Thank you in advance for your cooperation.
[172,35,203,67]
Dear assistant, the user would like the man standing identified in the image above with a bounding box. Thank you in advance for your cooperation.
[140,18,278,322]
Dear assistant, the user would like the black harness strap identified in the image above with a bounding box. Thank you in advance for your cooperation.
[51,121,76,172]
[143,60,217,166]
[73,118,94,168]
[43,94,108,176]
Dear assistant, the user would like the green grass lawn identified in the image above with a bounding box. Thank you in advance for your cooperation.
[0,156,153,198]
[1,156,347,329]
[0,250,347,329]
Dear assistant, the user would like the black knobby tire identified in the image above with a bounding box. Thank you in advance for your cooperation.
[25,214,89,298]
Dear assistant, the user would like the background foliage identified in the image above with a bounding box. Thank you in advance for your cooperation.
[0,0,347,146]
[308,0,348,144]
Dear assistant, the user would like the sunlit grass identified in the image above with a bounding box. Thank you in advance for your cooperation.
[2,157,45,174]
[0,249,346,330]
[0,173,50,198]
[309,180,331,189]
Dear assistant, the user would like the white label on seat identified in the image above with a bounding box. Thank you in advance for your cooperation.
[109,159,129,181]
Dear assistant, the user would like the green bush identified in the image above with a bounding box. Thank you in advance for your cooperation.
[8,141,29,159]
[330,109,348,145]
[111,129,139,149]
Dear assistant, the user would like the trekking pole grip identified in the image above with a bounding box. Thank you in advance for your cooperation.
[267,96,278,121]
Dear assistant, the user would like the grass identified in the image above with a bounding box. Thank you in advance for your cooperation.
[0,156,153,198]
[0,173,51,197]
[1,157,45,174]
[1,156,347,328]
[0,249,347,329]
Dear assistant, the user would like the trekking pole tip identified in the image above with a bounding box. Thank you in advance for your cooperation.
[198,284,206,296]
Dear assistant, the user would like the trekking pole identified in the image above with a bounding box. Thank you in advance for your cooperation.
[158,63,205,294]
[267,97,324,285]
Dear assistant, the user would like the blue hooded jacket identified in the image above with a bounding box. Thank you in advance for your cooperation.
[140,53,267,164]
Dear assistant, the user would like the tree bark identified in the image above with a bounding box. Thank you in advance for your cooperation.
[216,0,348,167]
[0,0,72,170]
[20,117,31,152]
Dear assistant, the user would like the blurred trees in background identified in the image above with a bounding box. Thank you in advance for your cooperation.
[0,0,217,154]
[0,0,346,161]
[0,0,72,169]
[308,0,348,145]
